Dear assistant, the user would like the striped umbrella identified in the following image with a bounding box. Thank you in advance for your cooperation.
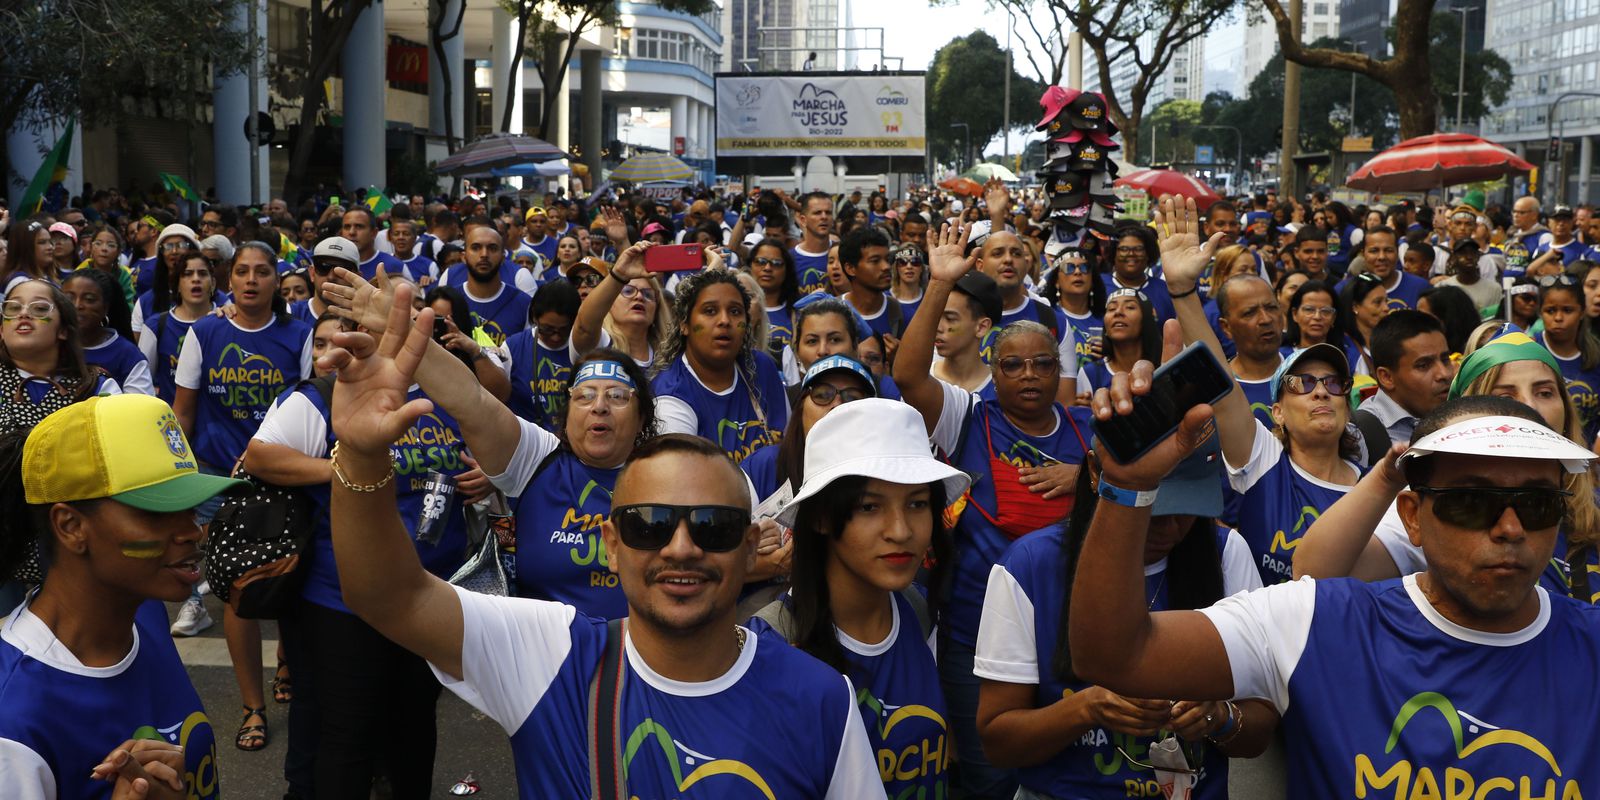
[1113,169,1221,210]
[1345,133,1534,192]
[611,152,696,183]
[434,133,567,176]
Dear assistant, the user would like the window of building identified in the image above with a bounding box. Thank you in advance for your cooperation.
[1313,3,1328,16]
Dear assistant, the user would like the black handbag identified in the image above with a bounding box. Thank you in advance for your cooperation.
[206,376,333,619]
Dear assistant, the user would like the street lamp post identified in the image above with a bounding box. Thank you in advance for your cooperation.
[1451,6,1477,131]
[1544,91,1600,205]
[950,122,971,174]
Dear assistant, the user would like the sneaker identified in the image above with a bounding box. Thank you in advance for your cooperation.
[170,597,213,637]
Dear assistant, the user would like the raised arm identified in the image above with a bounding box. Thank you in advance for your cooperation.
[322,285,465,678]
[1292,442,1407,580]
[1155,195,1256,469]
[1069,320,1236,700]
[572,239,651,356]
[321,268,523,476]
[893,222,971,434]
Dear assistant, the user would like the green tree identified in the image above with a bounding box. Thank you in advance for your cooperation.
[1422,13,1512,127]
[1137,100,1204,166]
[927,32,1044,170]
[280,0,378,201]
[0,0,256,163]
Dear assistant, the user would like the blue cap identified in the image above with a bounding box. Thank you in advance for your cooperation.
[1150,435,1222,518]
[801,355,878,397]
[1269,342,1350,400]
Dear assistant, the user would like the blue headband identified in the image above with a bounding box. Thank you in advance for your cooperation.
[1107,287,1148,303]
[573,360,634,388]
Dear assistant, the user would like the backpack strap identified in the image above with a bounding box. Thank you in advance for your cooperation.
[884,296,904,339]
[587,618,627,800]
[308,373,336,409]
[1352,408,1391,469]
[898,587,934,640]
[1031,298,1061,340]
[752,598,798,642]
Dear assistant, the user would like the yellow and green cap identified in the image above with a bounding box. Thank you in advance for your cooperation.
[22,395,247,512]
[1448,328,1561,401]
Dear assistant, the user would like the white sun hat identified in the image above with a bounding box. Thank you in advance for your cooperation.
[776,398,970,529]
[1398,415,1597,474]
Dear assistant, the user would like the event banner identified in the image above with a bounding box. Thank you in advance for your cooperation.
[714,74,927,158]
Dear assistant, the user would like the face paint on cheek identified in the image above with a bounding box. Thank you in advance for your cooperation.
[120,540,167,559]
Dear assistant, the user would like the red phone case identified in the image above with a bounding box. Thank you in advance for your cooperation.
[644,244,703,272]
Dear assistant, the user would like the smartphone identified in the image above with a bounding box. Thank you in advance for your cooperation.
[644,243,703,273]
[1091,341,1234,465]
[433,317,450,341]
[329,195,340,206]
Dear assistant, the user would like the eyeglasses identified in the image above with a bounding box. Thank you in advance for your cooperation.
[752,256,784,268]
[1538,274,1578,288]
[569,385,635,408]
[1297,305,1336,318]
[610,503,750,552]
[1053,258,1091,275]
[1281,373,1350,395]
[892,254,924,266]
[1115,246,1145,256]
[619,284,657,302]
[858,351,885,367]
[199,220,223,231]
[575,272,604,288]
[997,355,1059,378]
[806,383,869,405]
[536,324,572,341]
[160,241,192,253]
[1414,486,1571,531]
[1,300,56,320]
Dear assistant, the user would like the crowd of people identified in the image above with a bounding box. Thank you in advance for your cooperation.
[3,175,1600,799]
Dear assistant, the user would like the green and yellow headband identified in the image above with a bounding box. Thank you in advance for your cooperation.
[1447,330,1561,400]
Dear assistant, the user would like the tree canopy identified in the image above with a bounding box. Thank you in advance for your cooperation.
[926,31,1045,169]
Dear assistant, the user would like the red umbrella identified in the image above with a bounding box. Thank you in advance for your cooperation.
[938,176,984,197]
[1113,169,1221,210]
[1345,133,1534,192]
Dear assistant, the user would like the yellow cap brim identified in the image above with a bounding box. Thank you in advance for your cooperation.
[112,472,249,513]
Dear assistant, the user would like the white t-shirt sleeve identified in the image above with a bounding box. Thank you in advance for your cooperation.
[251,391,330,458]
[298,328,315,379]
[487,417,564,497]
[1058,328,1082,381]
[1221,529,1265,595]
[0,738,53,800]
[1196,578,1317,712]
[654,395,699,436]
[823,675,889,800]
[429,585,578,733]
[514,268,538,296]
[97,377,122,396]
[973,564,1039,684]
[1373,499,1426,575]
[121,358,155,396]
[929,379,977,455]
[571,328,611,362]
[1226,418,1282,493]
[130,298,146,335]
[137,325,158,366]
[174,327,204,390]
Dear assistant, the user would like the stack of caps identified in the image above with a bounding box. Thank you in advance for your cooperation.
[1035,86,1123,256]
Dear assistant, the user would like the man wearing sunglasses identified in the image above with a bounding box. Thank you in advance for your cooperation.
[320,288,881,798]
[1076,375,1600,796]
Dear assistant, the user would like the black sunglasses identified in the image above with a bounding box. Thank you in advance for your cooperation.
[1414,486,1571,531]
[997,355,1058,378]
[611,504,750,552]
[1538,274,1578,288]
[1281,373,1350,395]
[806,383,869,405]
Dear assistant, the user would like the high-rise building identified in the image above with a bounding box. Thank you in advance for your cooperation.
[721,0,849,71]
[1085,31,1203,107]
[1238,1,1341,94]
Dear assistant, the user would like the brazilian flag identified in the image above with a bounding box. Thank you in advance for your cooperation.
[160,172,201,203]
[365,186,393,215]
[17,119,74,215]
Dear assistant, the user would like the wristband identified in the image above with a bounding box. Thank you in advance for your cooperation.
[1096,477,1158,508]
[607,269,626,285]
[1168,282,1200,300]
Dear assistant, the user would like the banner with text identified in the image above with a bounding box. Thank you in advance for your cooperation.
[714,74,927,158]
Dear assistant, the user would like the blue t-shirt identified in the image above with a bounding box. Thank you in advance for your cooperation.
[1336,272,1430,311]
[651,352,789,464]
[401,253,437,281]
[1538,337,1600,443]
[357,251,408,281]
[741,442,782,504]
[932,389,1092,646]
[1228,420,1359,584]
[504,329,572,430]
[131,255,159,296]
[1205,576,1600,798]
[1239,376,1276,429]
[1326,223,1359,276]
[1532,237,1589,267]
[983,528,1230,798]
[0,599,219,799]
[463,283,533,346]
[506,446,626,619]
[1102,275,1176,323]
[1060,308,1101,373]
[142,311,201,403]
[791,246,830,296]
[84,331,150,394]
[856,295,900,339]
[522,235,559,265]
[765,303,795,356]
[442,260,523,292]
[285,383,472,614]
[896,293,923,329]
[1078,360,1115,393]
[178,315,312,468]
[1203,299,1238,360]
[445,589,875,798]
[1501,237,1534,279]
[749,592,950,798]
[288,298,319,326]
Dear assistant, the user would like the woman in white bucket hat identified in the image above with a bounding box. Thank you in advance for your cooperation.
[753,397,969,799]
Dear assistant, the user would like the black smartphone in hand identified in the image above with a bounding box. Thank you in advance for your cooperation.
[1091,341,1234,464]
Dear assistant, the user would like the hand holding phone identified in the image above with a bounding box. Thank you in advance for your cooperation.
[643,243,703,273]
[1090,340,1232,466]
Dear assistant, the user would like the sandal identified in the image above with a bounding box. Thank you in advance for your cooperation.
[272,662,293,704]
[236,706,268,751]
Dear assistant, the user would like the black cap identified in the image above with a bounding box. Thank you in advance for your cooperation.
[1552,205,1575,219]
[1066,92,1109,131]
[1451,238,1482,254]
[953,271,1003,325]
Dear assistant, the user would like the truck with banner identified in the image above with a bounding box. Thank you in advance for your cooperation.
[713,71,927,176]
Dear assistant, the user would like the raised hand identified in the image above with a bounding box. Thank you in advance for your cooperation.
[984,178,1010,219]
[610,241,652,282]
[322,267,397,335]
[603,207,630,245]
[1153,194,1224,295]
[926,221,974,284]
[1090,319,1214,484]
[321,282,436,457]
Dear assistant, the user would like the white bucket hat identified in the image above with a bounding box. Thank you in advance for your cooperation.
[776,398,970,529]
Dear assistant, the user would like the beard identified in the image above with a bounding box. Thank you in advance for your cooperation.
[468,262,497,284]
